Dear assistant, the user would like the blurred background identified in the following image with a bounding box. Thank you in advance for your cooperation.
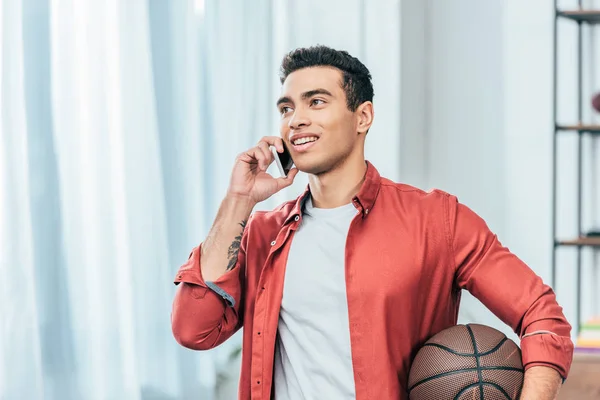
[1,0,599,399]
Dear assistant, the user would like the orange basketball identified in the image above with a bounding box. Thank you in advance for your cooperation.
[408,324,524,400]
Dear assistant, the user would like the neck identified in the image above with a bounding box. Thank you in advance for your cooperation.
[308,155,368,209]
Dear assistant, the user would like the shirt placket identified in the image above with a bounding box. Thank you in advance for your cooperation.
[251,219,299,399]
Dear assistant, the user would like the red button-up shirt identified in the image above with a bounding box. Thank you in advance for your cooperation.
[171,161,573,399]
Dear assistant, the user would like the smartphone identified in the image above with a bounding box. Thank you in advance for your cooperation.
[271,142,294,177]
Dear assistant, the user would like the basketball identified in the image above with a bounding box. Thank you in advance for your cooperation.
[408,324,524,400]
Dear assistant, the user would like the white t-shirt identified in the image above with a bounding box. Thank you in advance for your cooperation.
[273,196,358,399]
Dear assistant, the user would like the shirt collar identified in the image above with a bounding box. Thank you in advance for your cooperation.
[284,160,382,224]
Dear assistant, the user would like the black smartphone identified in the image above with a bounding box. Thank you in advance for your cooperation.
[271,141,294,177]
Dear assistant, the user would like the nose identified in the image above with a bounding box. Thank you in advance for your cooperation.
[288,108,311,130]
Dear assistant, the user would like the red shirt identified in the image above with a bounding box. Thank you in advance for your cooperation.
[171,161,573,399]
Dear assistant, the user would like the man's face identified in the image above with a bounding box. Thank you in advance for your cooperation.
[277,67,362,175]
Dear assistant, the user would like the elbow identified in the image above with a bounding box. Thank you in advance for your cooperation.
[170,283,233,351]
[173,335,213,351]
[171,319,217,351]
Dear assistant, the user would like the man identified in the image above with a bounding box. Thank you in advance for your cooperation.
[171,46,573,399]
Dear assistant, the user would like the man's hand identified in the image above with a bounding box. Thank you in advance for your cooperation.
[520,365,563,400]
[228,136,299,204]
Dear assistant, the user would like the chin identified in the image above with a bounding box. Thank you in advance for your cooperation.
[294,157,338,176]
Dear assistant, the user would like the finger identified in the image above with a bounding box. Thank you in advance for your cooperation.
[242,146,267,169]
[256,141,274,170]
[275,167,299,190]
[258,136,284,153]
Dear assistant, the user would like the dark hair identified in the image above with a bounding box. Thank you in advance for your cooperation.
[279,45,374,112]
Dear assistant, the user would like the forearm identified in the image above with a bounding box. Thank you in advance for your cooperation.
[520,366,562,400]
[201,194,255,281]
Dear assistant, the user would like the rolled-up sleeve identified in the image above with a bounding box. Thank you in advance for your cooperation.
[171,221,248,350]
[173,244,244,307]
[447,195,574,379]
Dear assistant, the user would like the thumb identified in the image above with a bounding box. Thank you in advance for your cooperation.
[276,168,299,190]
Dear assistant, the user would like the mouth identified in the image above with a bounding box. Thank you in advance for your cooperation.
[290,135,319,152]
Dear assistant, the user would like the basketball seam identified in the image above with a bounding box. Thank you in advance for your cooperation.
[480,337,508,356]
[466,325,484,400]
[421,343,474,356]
[452,382,512,400]
[421,336,508,358]
[407,366,524,393]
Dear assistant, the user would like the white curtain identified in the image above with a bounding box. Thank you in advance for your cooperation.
[0,0,401,399]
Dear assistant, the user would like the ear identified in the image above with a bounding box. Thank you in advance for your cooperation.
[356,101,374,134]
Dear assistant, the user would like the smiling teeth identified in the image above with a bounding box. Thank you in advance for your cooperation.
[293,137,318,145]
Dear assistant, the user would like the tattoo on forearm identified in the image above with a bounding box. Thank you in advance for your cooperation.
[226,220,247,271]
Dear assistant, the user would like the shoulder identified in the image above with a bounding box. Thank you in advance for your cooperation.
[378,177,457,212]
[379,178,490,237]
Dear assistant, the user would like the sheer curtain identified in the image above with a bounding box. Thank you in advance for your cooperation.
[0,0,401,399]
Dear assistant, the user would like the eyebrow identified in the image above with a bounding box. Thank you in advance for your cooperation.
[276,88,334,107]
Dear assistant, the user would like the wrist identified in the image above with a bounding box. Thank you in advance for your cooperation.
[224,193,256,214]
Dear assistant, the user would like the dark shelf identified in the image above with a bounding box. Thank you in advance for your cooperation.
[556,124,600,134]
[556,237,600,247]
[557,10,600,24]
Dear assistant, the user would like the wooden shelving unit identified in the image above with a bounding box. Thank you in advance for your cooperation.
[557,237,600,247]
[556,10,600,24]
[556,124,600,134]
[551,4,600,335]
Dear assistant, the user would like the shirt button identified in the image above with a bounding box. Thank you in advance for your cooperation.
[294,215,300,221]
[271,240,276,246]
[365,209,369,214]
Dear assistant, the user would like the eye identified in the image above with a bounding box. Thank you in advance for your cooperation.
[311,99,325,106]
[280,106,293,115]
